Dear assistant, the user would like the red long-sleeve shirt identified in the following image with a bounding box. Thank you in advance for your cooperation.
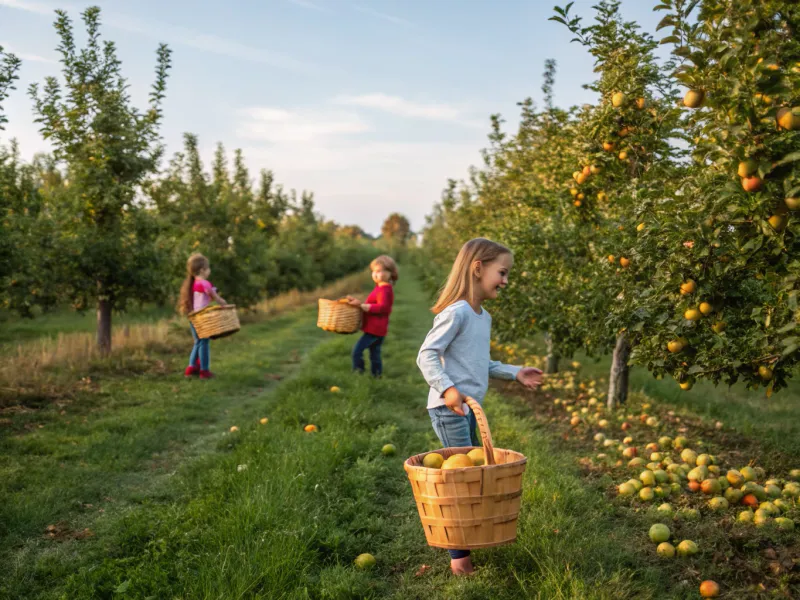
[362,284,394,337]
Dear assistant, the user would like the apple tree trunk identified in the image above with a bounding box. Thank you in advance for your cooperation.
[97,297,112,357]
[607,332,630,409]
[545,332,559,374]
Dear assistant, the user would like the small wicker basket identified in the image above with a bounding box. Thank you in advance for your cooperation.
[188,304,241,340]
[404,397,527,549]
[317,298,361,334]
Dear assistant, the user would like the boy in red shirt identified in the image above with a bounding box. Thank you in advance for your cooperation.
[347,255,398,377]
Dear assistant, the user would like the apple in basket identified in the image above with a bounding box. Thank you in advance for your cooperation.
[423,453,445,469]
[467,448,485,466]
[442,454,474,469]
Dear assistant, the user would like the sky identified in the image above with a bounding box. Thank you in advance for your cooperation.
[1,0,664,236]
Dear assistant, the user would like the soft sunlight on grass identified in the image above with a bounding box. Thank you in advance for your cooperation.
[2,269,679,599]
[3,270,798,598]
[0,271,370,405]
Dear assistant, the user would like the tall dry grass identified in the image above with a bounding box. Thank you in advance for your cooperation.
[0,270,370,404]
[248,270,369,319]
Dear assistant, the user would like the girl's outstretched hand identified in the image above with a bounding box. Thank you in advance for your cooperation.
[516,367,544,389]
[443,386,467,416]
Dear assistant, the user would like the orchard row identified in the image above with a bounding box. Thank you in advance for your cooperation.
[416,0,800,403]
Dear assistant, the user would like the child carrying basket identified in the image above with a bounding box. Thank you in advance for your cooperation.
[413,238,543,575]
[179,253,239,379]
[317,255,398,378]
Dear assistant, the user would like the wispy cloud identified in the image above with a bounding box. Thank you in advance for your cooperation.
[287,0,329,12]
[1,41,57,64]
[333,93,484,128]
[335,93,459,121]
[0,0,57,15]
[1,0,317,74]
[352,4,415,28]
[109,13,317,73]
[238,138,482,233]
[237,106,370,143]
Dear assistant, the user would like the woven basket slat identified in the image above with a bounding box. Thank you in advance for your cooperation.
[419,514,520,527]
[317,298,361,334]
[404,397,527,549]
[413,490,521,506]
[188,304,241,340]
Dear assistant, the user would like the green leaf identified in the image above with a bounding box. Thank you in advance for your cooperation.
[689,51,707,68]
[115,580,131,593]
[674,46,691,58]
[774,152,800,168]
[782,344,798,357]
[657,15,675,31]
[741,237,763,253]
[660,36,681,45]
[688,364,704,374]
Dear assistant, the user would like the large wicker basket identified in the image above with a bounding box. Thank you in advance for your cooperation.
[188,304,241,340]
[404,397,527,549]
[317,298,361,334]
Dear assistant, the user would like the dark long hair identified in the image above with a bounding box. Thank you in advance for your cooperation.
[179,253,210,314]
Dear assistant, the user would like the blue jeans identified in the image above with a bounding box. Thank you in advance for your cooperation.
[428,405,480,560]
[352,333,384,376]
[189,324,210,370]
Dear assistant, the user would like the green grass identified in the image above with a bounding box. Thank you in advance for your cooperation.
[1,271,686,600]
[0,304,173,347]
[6,272,793,599]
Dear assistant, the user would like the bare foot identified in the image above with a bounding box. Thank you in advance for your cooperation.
[450,556,475,575]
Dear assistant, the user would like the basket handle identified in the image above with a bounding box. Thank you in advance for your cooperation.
[464,396,496,466]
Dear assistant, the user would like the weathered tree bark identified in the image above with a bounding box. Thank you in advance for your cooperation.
[544,332,559,374]
[97,297,112,356]
[607,332,631,409]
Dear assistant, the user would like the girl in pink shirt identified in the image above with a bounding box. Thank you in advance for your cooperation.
[179,253,226,379]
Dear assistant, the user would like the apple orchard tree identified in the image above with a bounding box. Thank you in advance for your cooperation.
[627,0,800,396]
[29,7,171,354]
[544,0,684,407]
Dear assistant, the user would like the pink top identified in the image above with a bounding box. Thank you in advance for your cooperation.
[193,279,215,311]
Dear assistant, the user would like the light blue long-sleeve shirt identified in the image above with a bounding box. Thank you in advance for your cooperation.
[417,300,521,413]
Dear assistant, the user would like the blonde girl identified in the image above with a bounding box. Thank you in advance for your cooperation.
[416,238,543,575]
[179,253,227,379]
[347,255,398,377]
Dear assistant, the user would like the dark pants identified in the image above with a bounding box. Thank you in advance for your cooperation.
[352,333,384,376]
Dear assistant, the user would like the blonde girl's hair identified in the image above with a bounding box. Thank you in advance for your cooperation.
[371,255,399,282]
[431,238,512,314]
[178,253,210,315]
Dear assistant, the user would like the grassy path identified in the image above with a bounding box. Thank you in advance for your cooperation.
[3,273,695,599]
[1,305,352,598]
